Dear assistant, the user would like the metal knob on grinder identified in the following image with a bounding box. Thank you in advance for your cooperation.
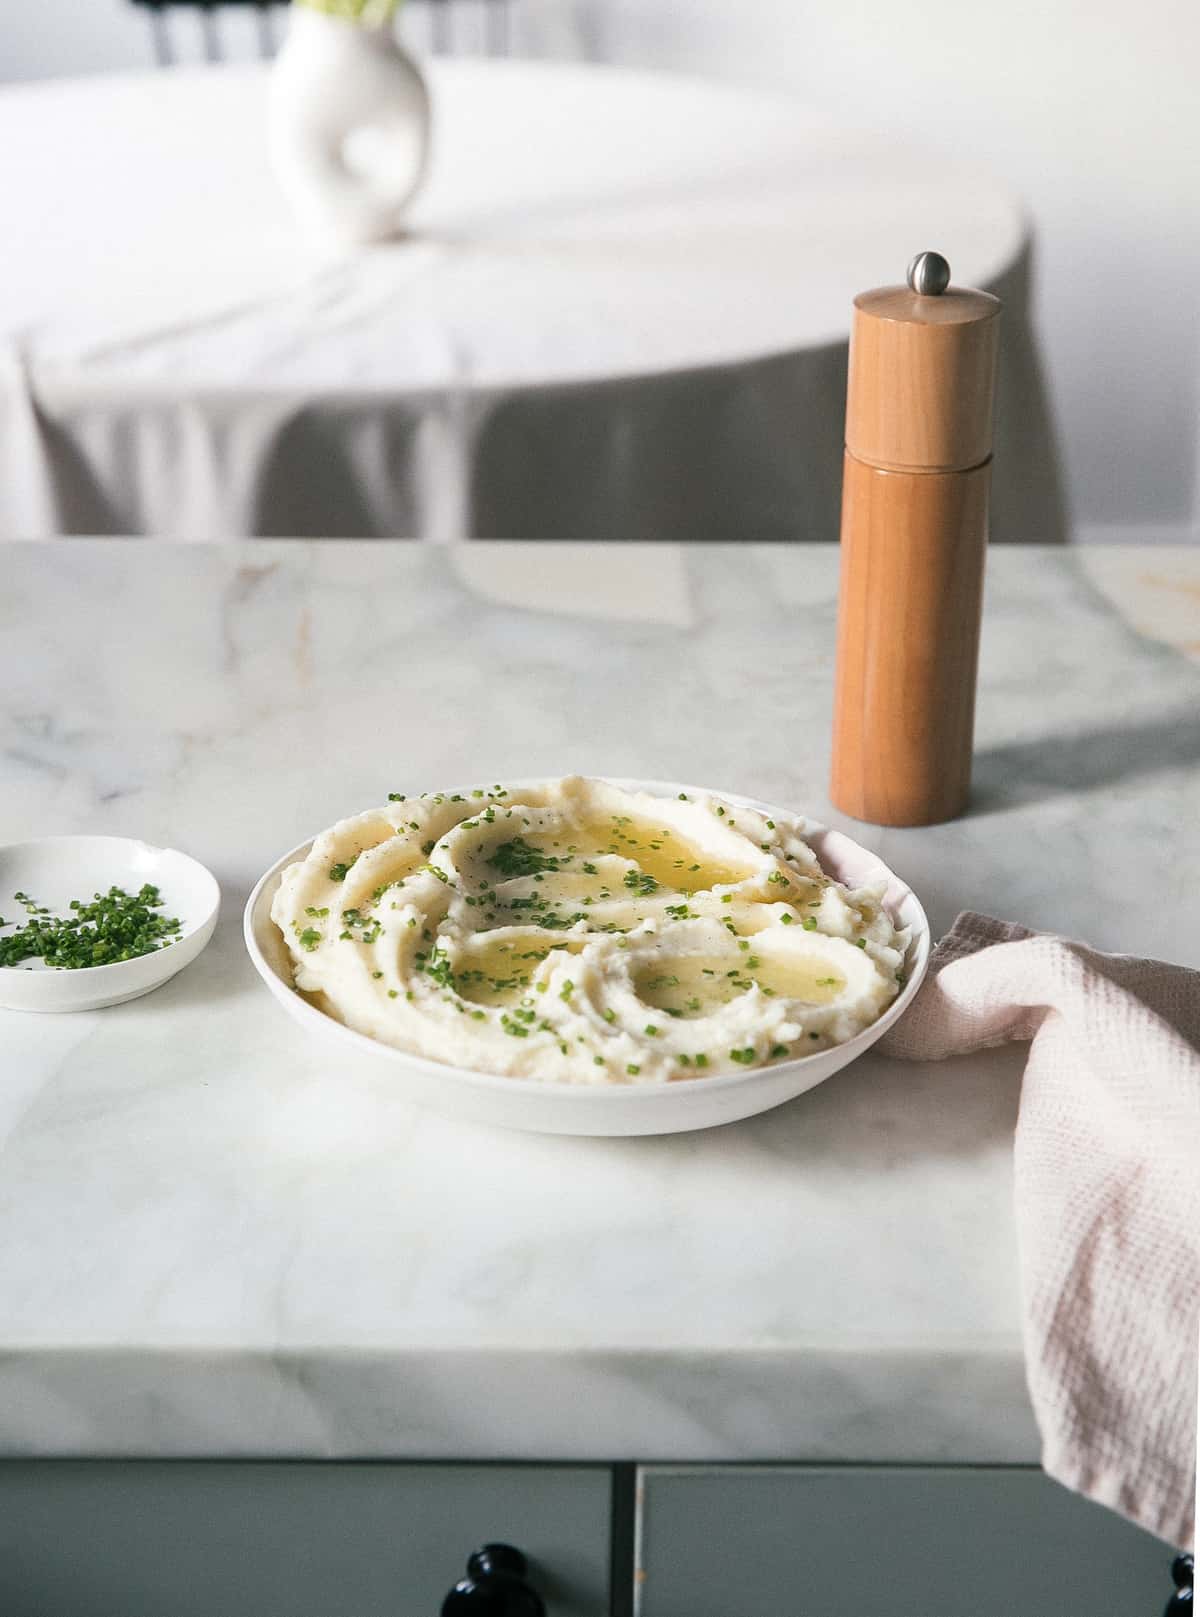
[907,249,952,296]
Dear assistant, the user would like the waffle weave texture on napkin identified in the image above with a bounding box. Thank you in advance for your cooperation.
[879,912,1199,1552]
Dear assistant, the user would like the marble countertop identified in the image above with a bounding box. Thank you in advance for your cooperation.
[0,541,1196,1464]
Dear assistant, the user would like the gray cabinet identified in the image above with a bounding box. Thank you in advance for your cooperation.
[0,1461,611,1617]
[2,1459,1177,1614]
[634,1465,1173,1617]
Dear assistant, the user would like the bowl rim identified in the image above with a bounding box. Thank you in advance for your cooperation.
[243,777,931,1102]
[0,834,221,980]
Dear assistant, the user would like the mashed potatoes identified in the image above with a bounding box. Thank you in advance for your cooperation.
[272,776,908,1084]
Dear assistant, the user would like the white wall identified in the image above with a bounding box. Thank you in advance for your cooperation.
[2,0,1197,536]
[0,0,152,77]
[584,0,1200,537]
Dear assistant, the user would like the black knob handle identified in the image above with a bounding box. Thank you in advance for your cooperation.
[441,1543,546,1617]
[1165,1552,1193,1614]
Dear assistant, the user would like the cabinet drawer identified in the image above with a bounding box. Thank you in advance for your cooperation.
[0,1460,610,1617]
[635,1465,1172,1617]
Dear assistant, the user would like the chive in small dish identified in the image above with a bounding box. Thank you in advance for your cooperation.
[0,837,220,1013]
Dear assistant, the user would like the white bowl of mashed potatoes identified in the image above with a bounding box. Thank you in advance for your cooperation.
[245,777,929,1135]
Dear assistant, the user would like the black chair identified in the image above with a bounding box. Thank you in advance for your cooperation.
[130,0,512,65]
[131,0,282,63]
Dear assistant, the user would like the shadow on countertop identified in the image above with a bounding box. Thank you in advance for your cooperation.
[972,704,1200,812]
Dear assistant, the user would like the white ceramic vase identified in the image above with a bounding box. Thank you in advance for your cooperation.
[268,2,430,249]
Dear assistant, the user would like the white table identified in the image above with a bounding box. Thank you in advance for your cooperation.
[0,60,1058,543]
[1,539,1197,1464]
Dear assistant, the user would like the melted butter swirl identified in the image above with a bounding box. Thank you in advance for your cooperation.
[272,777,908,1085]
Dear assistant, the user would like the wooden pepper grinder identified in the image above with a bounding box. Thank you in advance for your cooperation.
[830,251,1001,826]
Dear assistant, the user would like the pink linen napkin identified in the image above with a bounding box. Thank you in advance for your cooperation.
[879,912,1199,1551]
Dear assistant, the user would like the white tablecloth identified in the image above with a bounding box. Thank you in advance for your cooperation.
[0,59,1061,541]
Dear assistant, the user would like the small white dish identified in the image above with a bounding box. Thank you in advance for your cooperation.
[0,837,220,1013]
[244,781,930,1136]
